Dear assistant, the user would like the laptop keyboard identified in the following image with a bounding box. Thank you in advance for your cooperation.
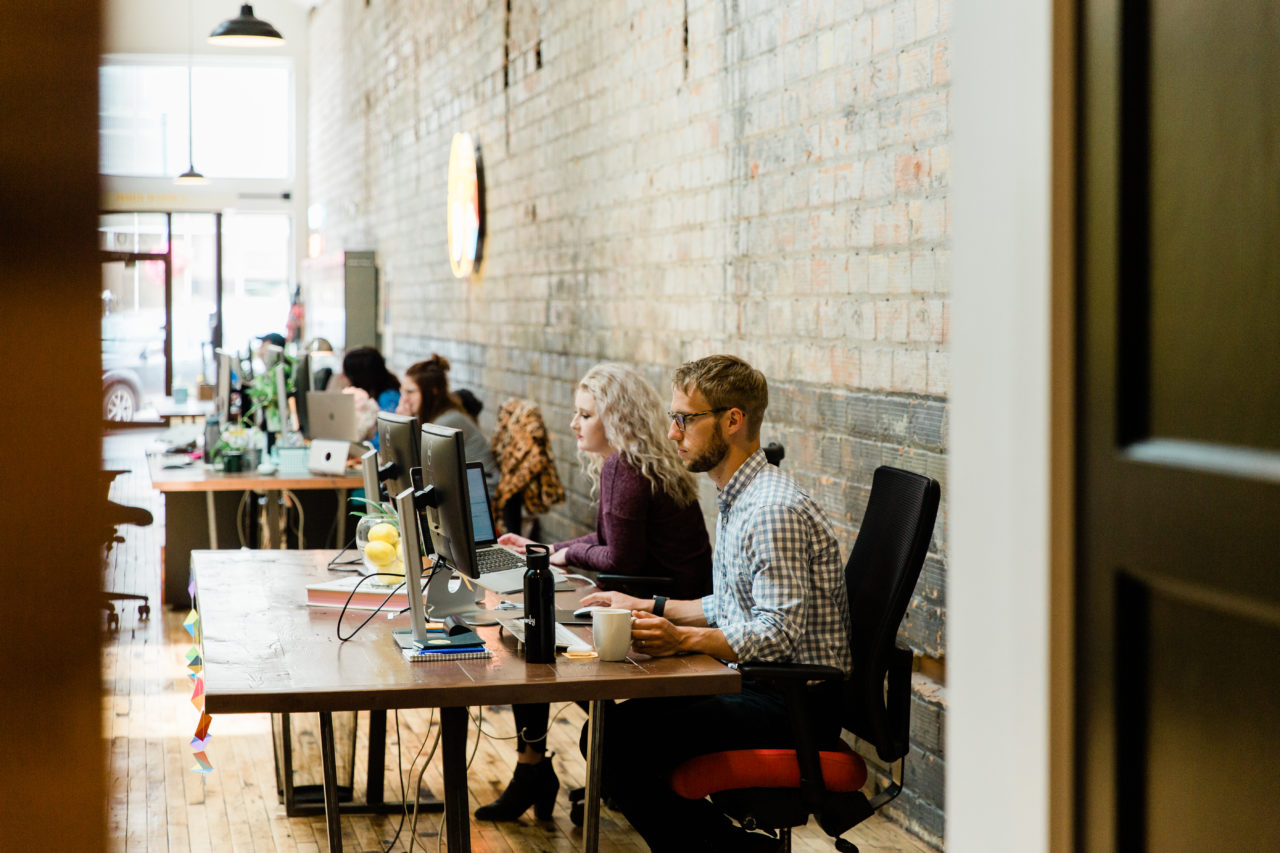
[497,617,591,650]
[476,547,525,575]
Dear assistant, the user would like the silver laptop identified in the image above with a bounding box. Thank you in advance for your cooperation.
[306,391,359,441]
[464,462,570,594]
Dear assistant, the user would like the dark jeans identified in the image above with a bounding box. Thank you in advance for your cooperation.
[584,679,843,852]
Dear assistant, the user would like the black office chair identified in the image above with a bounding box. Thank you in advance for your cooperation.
[567,442,791,825]
[668,465,940,852]
[102,469,152,632]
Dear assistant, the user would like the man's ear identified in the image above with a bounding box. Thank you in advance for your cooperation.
[724,407,747,438]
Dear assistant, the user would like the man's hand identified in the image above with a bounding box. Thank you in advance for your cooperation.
[629,612,683,656]
[578,589,649,612]
[549,548,568,567]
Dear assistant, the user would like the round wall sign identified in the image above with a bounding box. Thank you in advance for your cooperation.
[447,132,485,278]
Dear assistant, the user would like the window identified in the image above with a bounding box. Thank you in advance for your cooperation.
[100,56,292,180]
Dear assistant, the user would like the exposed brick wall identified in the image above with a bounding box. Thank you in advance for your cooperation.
[308,0,949,845]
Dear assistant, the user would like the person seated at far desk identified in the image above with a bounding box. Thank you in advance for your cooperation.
[341,346,401,444]
[397,353,499,494]
[476,362,712,823]
[578,354,850,853]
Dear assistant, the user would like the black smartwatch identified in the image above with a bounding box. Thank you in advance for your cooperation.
[652,595,668,617]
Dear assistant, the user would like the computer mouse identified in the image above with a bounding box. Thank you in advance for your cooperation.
[572,605,607,618]
[256,462,277,475]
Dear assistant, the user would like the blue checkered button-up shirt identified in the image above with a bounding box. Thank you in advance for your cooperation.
[700,449,851,675]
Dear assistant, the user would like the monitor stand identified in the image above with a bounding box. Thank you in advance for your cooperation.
[425,568,500,626]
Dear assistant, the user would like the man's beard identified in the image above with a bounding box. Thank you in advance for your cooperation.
[685,423,729,473]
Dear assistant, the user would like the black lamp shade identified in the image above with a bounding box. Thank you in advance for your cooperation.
[209,4,284,45]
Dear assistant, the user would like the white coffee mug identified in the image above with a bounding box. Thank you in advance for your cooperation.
[592,608,632,661]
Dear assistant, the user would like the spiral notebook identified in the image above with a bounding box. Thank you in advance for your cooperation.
[401,646,492,663]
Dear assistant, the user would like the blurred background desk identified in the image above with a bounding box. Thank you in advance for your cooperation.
[151,459,362,608]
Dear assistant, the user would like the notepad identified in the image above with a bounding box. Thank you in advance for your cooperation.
[401,646,492,662]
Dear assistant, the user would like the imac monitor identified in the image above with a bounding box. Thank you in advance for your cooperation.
[393,486,431,647]
[214,348,234,425]
[392,484,482,648]
[419,424,478,580]
[376,412,420,504]
[360,447,382,507]
[272,362,291,433]
[293,353,312,434]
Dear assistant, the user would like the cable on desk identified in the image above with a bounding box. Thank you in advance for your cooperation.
[334,572,411,642]
[325,536,362,569]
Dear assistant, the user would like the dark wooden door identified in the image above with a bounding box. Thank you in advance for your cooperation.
[1077,0,1280,849]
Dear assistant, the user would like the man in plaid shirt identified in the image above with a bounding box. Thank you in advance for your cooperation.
[580,354,850,852]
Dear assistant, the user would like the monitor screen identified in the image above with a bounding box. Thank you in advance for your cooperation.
[419,423,479,579]
[376,412,420,503]
[466,462,497,545]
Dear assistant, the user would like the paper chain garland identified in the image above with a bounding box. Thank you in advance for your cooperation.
[185,577,212,774]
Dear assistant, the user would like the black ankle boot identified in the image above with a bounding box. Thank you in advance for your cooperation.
[474,760,560,821]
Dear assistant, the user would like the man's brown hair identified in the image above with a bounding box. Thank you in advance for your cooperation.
[672,354,769,440]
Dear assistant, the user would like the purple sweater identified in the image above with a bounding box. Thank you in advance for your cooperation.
[553,453,712,600]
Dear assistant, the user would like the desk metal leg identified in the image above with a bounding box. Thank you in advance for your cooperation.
[336,489,348,546]
[440,706,471,852]
[318,711,343,853]
[583,699,605,853]
[205,492,218,549]
[366,709,386,807]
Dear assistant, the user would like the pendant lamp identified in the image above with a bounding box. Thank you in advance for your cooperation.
[209,5,285,46]
[176,0,207,185]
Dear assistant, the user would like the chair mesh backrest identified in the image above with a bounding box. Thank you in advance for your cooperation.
[841,466,940,759]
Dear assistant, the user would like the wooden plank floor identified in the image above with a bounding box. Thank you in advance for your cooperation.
[103,428,939,853]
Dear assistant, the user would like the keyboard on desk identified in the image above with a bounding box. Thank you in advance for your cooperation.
[475,546,525,575]
[496,617,590,651]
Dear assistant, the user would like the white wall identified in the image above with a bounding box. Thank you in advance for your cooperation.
[948,0,1053,850]
[100,0,311,272]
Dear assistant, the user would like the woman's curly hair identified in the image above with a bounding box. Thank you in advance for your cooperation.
[576,362,699,508]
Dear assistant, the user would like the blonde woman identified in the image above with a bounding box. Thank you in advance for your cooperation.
[476,362,712,823]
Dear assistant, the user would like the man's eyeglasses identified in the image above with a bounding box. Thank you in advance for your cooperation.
[667,407,729,431]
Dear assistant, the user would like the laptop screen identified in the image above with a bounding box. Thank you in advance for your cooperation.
[466,463,497,545]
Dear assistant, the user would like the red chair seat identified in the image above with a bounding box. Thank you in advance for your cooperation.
[670,743,868,800]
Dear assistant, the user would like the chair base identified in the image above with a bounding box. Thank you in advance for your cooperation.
[711,788,875,849]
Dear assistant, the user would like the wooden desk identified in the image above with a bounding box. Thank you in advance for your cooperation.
[151,459,362,608]
[151,396,216,422]
[196,550,740,853]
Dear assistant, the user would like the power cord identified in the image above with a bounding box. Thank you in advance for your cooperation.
[334,573,410,641]
[326,536,363,569]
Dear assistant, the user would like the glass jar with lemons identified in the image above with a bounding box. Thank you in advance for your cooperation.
[356,516,404,579]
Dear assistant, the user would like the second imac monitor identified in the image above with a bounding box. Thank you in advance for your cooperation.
[419,424,479,580]
[376,412,420,502]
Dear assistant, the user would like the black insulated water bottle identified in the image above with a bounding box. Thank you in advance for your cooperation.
[522,544,555,663]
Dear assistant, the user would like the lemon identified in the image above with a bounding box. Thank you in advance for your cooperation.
[363,539,398,567]
[384,557,405,578]
[368,522,400,545]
